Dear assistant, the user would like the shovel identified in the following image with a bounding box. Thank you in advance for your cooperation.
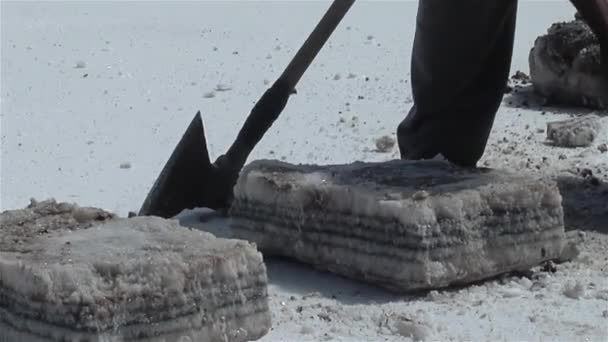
[139,0,356,218]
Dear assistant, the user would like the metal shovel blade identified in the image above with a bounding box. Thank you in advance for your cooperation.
[138,0,355,218]
[138,111,213,218]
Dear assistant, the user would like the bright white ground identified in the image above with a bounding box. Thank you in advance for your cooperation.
[1,1,607,341]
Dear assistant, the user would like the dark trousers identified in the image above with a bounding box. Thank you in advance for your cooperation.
[398,0,519,167]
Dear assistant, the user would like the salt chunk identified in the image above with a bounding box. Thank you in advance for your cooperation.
[387,314,430,341]
[563,281,585,299]
[530,18,607,109]
[500,287,524,298]
[517,277,533,289]
[546,115,602,148]
[374,135,395,153]
[594,289,608,301]
[412,190,429,201]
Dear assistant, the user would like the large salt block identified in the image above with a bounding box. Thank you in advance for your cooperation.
[229,159,569,293]
[0,199,270,342]
[529,17,607,109]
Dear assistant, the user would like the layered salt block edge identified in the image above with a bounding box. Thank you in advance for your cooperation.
[229,159,577,293]
[0,199,271,342]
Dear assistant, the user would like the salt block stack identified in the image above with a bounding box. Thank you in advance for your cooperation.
[529,16,607,109]
[230,160,569,293]
[0,199,270,342]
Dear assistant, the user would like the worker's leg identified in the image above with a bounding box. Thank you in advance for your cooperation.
[398,0,518,167]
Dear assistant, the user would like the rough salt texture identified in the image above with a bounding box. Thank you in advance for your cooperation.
[546,114,602,147]
[0,199,270,342]
[529,18,607,109]
[229,160,571,293]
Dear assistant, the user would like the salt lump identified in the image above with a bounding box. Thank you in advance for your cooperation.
[230,159,571,293]
[529,16,607,109]
[546,114,602,147]
[0,199,270,342]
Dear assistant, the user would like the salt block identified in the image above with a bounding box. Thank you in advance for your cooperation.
[529,17,607,109]
[229,160,569,293]
[546,114,602,147]
[0,199,270,342]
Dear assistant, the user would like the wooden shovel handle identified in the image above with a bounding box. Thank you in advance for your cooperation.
[221,0,355,170]
[279,0,356,90]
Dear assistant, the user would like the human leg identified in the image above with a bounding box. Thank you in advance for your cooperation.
[398,0,519,167]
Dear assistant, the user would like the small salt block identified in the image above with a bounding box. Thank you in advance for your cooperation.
[0,199,270,342]
[529,18,607,109]
[229,160,569,293]
[546,115,602,147]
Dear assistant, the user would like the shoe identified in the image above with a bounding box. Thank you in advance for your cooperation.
[397,106,442,161]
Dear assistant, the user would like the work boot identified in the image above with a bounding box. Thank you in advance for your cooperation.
[397,105,442,162]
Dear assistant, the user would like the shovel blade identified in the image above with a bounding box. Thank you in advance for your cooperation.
[139,111,213,218]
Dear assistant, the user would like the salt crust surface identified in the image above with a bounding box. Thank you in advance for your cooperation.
[0,199,271,342]
[230,159,570,292]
